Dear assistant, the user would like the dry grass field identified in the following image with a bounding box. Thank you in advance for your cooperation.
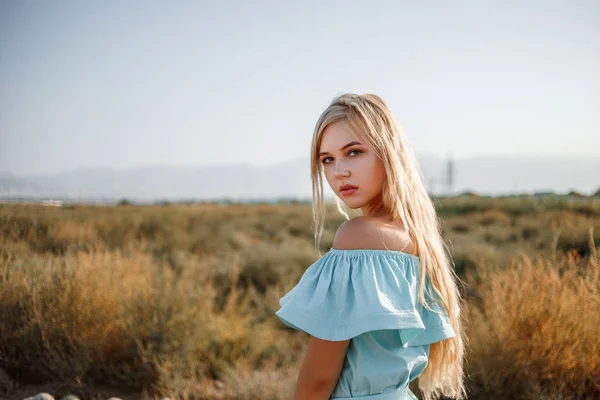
[0,195,599,399]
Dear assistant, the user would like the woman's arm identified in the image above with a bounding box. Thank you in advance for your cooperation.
[294,336,350,400]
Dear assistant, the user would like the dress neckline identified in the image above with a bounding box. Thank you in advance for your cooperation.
[328,247,420,260]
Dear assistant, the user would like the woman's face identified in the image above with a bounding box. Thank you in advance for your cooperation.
[318,119,386,215]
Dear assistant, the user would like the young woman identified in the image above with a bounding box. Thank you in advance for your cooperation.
[275,93,466,400]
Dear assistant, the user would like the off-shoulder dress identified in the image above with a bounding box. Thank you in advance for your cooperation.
[275,248,456,400]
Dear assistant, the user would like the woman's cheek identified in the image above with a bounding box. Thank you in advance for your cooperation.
[324,168,334,187]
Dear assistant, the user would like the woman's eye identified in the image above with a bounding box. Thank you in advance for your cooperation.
[321,150,360,165]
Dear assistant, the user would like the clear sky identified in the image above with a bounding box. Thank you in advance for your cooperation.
[1,0,598,176]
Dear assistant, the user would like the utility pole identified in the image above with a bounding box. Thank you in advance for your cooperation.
[445,153,454,196]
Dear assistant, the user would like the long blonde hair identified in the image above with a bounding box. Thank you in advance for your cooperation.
[310,93,467,400]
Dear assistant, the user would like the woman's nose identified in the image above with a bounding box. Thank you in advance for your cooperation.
[333,165,350,179]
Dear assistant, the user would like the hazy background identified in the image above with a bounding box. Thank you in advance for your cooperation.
[1,3,599,397]
[1,0,599,200]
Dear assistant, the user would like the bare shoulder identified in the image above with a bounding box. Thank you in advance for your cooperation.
[332,217,371,250]
[332,216,417,255]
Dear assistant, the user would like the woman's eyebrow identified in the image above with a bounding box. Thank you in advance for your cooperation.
[318,141,361,157]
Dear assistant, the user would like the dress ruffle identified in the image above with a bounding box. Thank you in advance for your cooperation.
[275,248,456,347]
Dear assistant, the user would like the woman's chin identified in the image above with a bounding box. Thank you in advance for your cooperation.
[340,199,363,209]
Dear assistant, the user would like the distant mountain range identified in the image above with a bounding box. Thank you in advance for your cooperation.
[1,155,599,202]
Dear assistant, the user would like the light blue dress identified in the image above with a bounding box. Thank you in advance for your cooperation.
[275,248,456,400]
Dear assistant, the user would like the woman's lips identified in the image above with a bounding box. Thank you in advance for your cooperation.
[340,187,358,197]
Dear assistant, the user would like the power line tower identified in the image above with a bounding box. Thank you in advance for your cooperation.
[444,153,454,195]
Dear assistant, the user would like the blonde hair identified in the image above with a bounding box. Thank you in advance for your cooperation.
[310,93,467,400]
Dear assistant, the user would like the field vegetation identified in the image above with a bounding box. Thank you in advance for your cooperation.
[0,195,599,399]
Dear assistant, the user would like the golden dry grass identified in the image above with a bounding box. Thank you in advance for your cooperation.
[0,196,599,399]
[465,230,600,399]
